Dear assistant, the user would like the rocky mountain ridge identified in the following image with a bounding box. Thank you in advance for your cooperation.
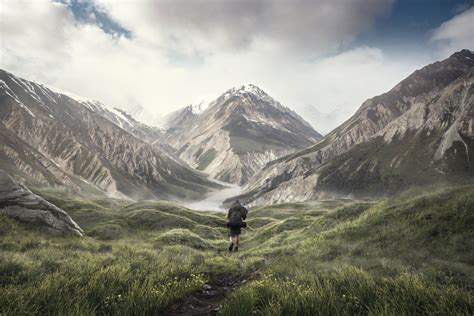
[163,84,322,185]
[233,49,474,205]
[0,69,218,200]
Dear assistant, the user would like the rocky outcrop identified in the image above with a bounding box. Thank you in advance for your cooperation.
[165,84,322,185]
[0,171,84,236]
[235,49,474,206]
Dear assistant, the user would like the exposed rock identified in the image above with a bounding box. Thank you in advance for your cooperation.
[0,170,84,236]
[0,69,219,200]
[164,84,322,185]
[84,103,165,144]
[235,49,474,206]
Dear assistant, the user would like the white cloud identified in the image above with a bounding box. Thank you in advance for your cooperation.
[430,7,474,58]
[0,0,429,133]
[0,0,74,82]
[96,0,394,56]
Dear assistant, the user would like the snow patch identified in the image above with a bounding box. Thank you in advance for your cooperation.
[190,102,208,115]
[9,75,43,104]
[39,83,93,103]
[0,80,35,117]
[217,84,292,114]
[33,84,58,104]
[109,107,134,128]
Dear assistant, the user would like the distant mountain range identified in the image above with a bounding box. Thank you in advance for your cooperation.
[1,50,472,205]
[0,70,218,200]
[162,84,322,185]
[232,49,474,206]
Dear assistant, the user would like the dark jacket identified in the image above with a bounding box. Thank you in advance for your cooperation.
[227,202,248,224]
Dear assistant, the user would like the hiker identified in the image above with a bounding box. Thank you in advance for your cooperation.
[227,200,248,251]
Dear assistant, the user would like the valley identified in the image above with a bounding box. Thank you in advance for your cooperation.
[0,50,473,315]
[2,1,473,314]
[1,51,473,207]
[1,184,472,314]
[184,178,242,211]
[235,49,474,206]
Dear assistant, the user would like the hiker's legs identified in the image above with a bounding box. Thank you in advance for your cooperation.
[235,235,240,248]
[229,235,236,251]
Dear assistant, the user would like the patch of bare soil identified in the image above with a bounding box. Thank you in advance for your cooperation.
[160,274,249,315]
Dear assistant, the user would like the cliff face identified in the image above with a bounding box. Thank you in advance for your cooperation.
[236,50,474,206]
[0,70,218,200]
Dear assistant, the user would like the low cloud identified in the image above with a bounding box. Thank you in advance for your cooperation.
[430,7,474,57]
[0,0,452,134]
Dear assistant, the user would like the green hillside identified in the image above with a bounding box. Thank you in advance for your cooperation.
[1,185,473,315]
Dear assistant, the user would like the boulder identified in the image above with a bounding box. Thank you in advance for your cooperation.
[0,170,84,236]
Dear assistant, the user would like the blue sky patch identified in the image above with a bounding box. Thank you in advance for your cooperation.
[55,0,131,38]
[358,0,472,53]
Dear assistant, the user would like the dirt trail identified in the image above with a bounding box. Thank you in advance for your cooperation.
[161,274,249,315]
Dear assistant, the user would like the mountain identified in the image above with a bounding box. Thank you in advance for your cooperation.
[164,84,322,185]
[234,49,474,206]
[86,103,165,143]
[0,69,219,200]
[161,103,207,134]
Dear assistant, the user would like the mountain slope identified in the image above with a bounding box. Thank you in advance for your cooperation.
[86,103,165,144]
[162,103,207,131]
[0,69,218,200]
[235,49,474,205]
[165,84,322,185]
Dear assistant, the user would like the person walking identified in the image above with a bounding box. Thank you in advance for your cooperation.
[227,200,248,252]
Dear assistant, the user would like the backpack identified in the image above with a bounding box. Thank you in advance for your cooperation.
[226,221,247,228]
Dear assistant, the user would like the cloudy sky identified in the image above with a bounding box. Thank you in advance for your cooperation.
[1,0,473,133]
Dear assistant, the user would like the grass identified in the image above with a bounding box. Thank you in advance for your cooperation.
[220,269,472,315]
[1,184,474,314]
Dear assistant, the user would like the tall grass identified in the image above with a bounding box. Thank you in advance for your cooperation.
[220,268,473,315]
[1,185,473,314]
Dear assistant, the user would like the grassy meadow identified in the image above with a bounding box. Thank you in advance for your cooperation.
[0,185,473,315]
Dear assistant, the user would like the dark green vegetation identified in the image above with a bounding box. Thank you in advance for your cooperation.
[1,185,473,315]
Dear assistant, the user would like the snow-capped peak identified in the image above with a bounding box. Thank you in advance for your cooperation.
[238,83,263,94]
[213,83,277,107]
[227,83,296,115]
[189,102,208,115]
[230,84,267,97]
[32,82,138,129]
[0,70,140,131]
